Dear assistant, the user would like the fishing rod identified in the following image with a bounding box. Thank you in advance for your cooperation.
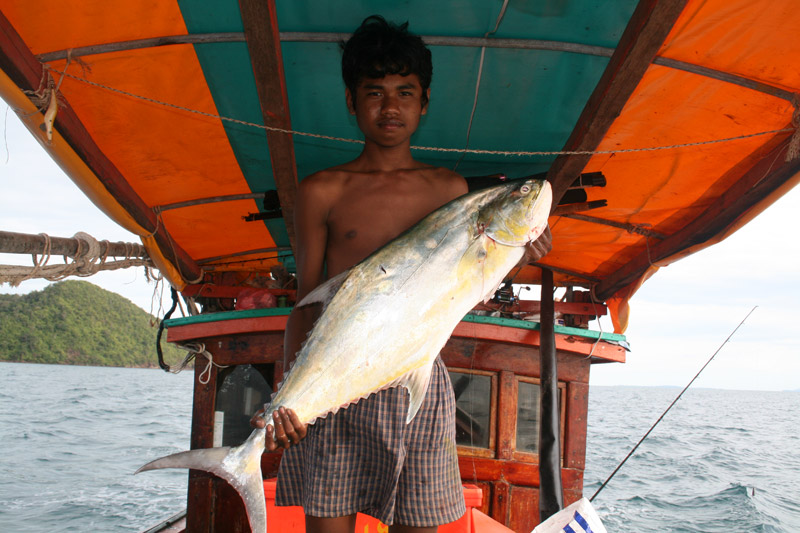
[589,305,758,502]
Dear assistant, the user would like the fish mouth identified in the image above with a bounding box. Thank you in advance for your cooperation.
[526,181,552,238]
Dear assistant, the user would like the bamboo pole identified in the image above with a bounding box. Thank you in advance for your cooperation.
[0,230,147,258]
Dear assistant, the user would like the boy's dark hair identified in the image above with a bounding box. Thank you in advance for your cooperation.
[341,15,432,106]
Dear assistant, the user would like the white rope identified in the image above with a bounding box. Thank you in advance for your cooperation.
[42,65,796,158]
[170,342,229,384]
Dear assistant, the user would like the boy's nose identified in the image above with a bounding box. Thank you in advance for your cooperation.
[381,95,400,114]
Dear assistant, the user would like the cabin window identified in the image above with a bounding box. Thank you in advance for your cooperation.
[515,378,564,455]
[215,364,273,446]
[515,379,541,454]
[448,370,495,451]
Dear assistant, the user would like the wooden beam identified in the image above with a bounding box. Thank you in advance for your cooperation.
[238,0,299,252]
[545,0,689,205]
[0,11,201,282]
[595,136,800,300]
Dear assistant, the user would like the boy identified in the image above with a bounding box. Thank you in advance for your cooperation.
[255,15,551,533]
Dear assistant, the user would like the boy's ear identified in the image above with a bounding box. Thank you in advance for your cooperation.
[345,88,356,115]
[421,88,431,115]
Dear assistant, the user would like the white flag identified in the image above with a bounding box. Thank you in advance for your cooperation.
[532,498,607,533]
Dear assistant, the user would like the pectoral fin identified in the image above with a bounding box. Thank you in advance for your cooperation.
[296,269,351,308]
[403,364,434,424]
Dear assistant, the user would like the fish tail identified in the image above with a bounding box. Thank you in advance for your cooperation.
[136,427,268,533]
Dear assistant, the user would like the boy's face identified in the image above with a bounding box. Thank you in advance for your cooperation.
[346,73,430,149]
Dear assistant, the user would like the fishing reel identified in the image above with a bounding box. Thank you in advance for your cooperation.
[491,281,518,306]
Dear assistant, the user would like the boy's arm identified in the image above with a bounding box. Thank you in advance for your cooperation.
[255,174,334,449]
[283,176,331,368]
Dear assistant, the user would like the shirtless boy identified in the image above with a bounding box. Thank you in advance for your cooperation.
[254,15,551,533]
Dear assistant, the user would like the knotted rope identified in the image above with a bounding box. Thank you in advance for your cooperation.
[169,342,229,384]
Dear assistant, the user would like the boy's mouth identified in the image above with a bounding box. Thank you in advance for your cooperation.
[378,119,404,130]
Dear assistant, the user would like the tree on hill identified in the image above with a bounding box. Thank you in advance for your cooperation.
[0,280,184,367]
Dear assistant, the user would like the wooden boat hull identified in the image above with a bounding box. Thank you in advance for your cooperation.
[162,309,625,532]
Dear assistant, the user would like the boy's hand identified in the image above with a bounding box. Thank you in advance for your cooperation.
[521,226,552,265]
[250,407,308,450]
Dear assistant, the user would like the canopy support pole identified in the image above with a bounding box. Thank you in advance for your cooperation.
[538,267,563,522]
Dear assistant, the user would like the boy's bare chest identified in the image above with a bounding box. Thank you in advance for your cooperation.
[325,181,447,270]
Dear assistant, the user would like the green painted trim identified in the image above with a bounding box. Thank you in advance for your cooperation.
[164,308,626,343]
[461,313,627,342]
[164,307,292,328]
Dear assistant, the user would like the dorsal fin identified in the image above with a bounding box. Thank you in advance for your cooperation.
[296,269,351,308]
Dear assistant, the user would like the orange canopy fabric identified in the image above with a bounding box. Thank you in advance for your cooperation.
[1,0,798,331]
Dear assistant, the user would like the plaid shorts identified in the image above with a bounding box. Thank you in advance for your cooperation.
[275,356,465,527]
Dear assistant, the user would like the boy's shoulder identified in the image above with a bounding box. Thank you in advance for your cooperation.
[298,161,467,202]
[296,166,351,197]
[415,163,469,196]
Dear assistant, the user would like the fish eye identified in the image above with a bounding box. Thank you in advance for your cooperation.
[519,184,531,194]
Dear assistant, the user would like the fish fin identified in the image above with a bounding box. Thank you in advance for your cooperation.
[136,428,268,533]
[296,269,350,308]
[403,364,434,424]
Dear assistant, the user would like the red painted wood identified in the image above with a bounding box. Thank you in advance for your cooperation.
[492,481,510,526]
[443,339,591,383]
[509,485,540,533]
[166,316,288,343]
[496,371,516,461]
[167,314,625,363]
[186,360,219,532]
[452,322,625,362]
[478,300,607,316]
[564,381,589,471]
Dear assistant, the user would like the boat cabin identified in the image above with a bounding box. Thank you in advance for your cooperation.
[161,284,626,532]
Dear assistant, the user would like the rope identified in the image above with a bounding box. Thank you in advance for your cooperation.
[170,342,229,385]
[42,65,796,159]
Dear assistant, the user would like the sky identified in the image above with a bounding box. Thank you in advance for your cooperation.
[2,104,799,391]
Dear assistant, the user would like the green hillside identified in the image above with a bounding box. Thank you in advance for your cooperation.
[0,280,183,367]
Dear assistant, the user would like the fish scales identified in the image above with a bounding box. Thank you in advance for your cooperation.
[136,179,552,533]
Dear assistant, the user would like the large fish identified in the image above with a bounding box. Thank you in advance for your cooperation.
[136,178,552,532]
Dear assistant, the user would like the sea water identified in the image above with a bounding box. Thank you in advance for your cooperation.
[1,363,798,532]
[585,386,800,532]
[0,363,193,532]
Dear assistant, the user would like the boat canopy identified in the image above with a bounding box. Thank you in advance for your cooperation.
[1,0,798,332]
